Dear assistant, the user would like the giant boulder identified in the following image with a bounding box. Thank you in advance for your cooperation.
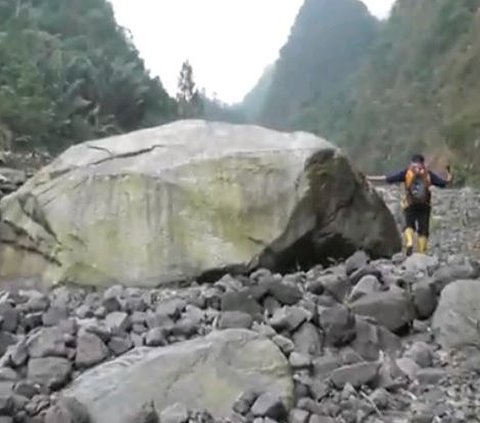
[0,120,400,287]
[61,329,293,422]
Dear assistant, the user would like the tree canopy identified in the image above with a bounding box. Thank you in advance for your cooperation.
[0,0,177,153]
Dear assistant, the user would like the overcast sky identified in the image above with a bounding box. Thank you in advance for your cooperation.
[109,0,396,104]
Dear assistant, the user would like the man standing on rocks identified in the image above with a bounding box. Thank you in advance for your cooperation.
[367,154,452,256]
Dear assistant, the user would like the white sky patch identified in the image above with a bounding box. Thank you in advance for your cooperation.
[109,0,396,104]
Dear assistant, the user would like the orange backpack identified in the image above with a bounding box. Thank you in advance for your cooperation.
[405,163,431,205]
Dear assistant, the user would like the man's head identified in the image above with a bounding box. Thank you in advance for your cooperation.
[410,154,425,164]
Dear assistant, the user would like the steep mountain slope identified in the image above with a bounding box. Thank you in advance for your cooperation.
[0,0,176,153]
[245,0,480,184]
[254,0,378,133]
[240,64,275,123]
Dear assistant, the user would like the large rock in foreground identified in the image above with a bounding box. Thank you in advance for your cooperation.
[0,120,400,287]
[61,329,293,422]
[432,279,480,349]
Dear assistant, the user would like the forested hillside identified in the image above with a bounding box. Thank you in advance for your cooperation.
[246,0,480,184]
[0,0,176,153]
[255,0,378,132]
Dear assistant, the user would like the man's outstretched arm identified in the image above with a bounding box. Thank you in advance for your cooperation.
[367,169,406,184]
[430,166,453,188]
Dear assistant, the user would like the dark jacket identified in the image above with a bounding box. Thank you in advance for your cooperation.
[385,167,448,208]
[385,168,448,187]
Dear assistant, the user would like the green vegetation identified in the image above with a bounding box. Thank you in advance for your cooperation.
[0,0,177,154]
[244,0,480,184]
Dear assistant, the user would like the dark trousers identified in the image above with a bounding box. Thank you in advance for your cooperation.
[403,204,431,237]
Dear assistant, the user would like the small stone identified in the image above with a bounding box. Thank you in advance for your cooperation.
[75,331,109,368]
[307,380,329,401]
[403,341,434,368]
[145,312,174,330]
[289,352,311,369]
[131,311,148,325]
[308,416,335,423]
[318,274,350,303]
[27,327,67,358]
[84,322,111,343]
[348,275,382,302]
[264,296,281,316]
[346,251,369,276]
[289,408,310,423]
[292,323,322,356]
[410,403,435,423]
[272,335,295,355]
[25,393,51,416]
[27,357,71,389]
[221,291,262,318]
[270,306,311,332]
[156,299,186,320]
[76,305,93,319]
[369,388,390,409]
[232,389,260,415]
[105,312,130,334]
[25,294,50,313]
[0,382,14,415]
[170,318,197,338]
[416,368,446,385]
[252,323,277,338]
[145,328,167,347]
[5,338,28,367]
[330,361,380,388]
[0,367,18,382]
[318,305,356,347]
[296,398,325,416]
[131,332,144,347]
[396,357,420,380]
[108,336,133,356]
[93,306,107,319]
[132,323,147,334]
[341,382,356,399]
[13,381,39,399]
[251,392,287,420]
[312,355,340,379]
[218,311,252,329]
[267,282,302,306]
[0,303,18,333]
[23,312,44,331]
[42,307,68,327]
[305,280,324,295]
[102,296,122,314]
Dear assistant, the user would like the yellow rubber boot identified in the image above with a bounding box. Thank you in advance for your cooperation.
[418,236,428,254]
[404,228,415,256]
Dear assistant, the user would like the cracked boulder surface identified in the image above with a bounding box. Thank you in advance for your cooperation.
[0,119,400,288]
[61,328,293,422]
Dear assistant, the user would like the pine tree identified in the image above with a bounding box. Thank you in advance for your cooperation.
[176,60,203,118]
